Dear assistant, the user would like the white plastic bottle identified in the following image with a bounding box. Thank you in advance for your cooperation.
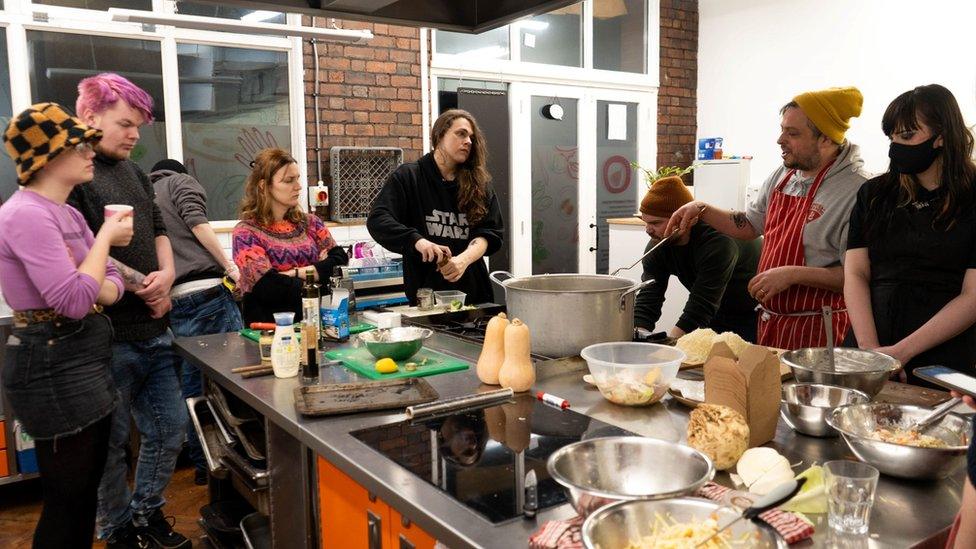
[270,312,300,378]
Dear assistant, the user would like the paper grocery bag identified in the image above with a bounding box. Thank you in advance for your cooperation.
[704,343,781,447]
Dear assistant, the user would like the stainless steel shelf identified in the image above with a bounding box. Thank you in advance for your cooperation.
[0,472,39,486]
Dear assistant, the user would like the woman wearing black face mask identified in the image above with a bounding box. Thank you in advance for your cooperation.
[845,84,976,386]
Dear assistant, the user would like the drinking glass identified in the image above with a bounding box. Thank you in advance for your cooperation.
[824,460,879,535]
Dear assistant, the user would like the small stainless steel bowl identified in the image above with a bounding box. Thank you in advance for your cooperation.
[780,348,901,397]
[827,402,971,480]
[547,436,714,517]
[780,383,870,437]
[357,327,433,361]
[582,497,787,549]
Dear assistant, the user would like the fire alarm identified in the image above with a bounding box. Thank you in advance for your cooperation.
[541,103,564,120]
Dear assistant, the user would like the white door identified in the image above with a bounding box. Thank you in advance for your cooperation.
[510,84,655,276]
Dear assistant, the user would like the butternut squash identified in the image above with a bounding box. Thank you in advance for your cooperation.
[476,313,509,384]
[497,318,535,393]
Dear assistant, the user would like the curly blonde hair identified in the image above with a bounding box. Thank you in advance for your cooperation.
[239,148,305,226]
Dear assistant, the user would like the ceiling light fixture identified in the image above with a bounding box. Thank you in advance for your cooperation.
[107,8,373,43]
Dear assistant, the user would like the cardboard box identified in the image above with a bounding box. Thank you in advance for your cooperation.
[704,342,781,447]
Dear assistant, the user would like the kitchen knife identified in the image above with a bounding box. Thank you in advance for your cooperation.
[695,477,806,548]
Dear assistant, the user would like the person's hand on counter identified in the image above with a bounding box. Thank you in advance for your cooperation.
[439,256,470,283]
[415,238,452,263]
[668,326,686,339]
[950,391,976,410]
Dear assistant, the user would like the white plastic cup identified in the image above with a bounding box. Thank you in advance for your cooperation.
[104,204,134,219]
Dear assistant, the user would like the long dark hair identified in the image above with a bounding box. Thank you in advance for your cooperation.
[865,84,976,239]
[239,147,304,226]
[431,109,491,225]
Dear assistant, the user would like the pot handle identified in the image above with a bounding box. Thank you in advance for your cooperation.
[619,279,655,310]
[489,271,514,288]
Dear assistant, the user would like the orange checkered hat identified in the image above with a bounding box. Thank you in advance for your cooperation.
[3,102,101,185]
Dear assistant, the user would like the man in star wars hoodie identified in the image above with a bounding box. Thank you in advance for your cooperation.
[368,109,504,305]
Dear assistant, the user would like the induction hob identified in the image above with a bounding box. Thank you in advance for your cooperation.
[351,393,633,524]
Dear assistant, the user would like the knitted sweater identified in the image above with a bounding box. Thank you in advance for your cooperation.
[68,153,169,341]
[232,214,348,324]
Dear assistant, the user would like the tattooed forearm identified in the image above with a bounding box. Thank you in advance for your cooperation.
[109,257,146,292]
[730,211,749,229]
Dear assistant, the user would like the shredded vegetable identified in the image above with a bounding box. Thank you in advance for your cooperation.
[871,428,948,448]
[624,512,756,549]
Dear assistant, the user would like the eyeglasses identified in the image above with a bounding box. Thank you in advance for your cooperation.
[73,142,94,154]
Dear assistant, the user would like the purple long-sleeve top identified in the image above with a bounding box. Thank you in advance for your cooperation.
[0,190,124,319]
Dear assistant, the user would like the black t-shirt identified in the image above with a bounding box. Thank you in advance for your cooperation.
[847,175,976,378]
[366,153,504,305]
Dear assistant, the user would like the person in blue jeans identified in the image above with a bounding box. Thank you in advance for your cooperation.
[68,73,190,549]
[150,158,243,485]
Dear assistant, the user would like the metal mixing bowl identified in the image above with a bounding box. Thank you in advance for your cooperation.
[547,436,714,517]
[357,327,433,361]
[780,348,901,397]
[780,383,870,437]
[582,497,787,549]
[826,403,971,480]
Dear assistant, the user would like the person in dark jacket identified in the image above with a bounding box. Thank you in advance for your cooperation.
[634,176,760,341]
[845,84,976,385]
[232,148,348,325]
[367,109,504,305]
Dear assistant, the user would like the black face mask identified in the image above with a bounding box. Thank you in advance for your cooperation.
[888,135,942,175]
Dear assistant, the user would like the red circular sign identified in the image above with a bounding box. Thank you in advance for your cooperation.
[603,155,632,194]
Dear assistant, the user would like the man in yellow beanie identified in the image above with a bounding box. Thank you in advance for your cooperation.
[665,87,871,350]
[634,176,760,341]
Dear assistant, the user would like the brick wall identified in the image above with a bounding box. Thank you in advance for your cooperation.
[657,0,698,179]
[302,17,424,191]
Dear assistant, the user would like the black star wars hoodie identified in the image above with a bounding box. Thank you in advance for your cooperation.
[367,152,504,305]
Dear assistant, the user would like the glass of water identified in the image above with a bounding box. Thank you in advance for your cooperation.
[825,460,879,535]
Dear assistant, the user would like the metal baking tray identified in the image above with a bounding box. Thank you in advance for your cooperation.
[294,378,439,417]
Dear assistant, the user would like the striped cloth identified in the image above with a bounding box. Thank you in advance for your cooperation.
[528,482,814,548]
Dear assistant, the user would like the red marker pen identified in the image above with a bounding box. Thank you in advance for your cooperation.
[536,391,570,409]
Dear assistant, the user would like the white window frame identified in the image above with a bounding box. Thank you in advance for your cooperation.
[0,0,309,226]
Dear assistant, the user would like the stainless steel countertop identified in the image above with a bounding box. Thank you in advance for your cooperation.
[174,332,963,548]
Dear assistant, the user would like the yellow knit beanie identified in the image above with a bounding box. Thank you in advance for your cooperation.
[792,87,863,144]
[639,176,694,218]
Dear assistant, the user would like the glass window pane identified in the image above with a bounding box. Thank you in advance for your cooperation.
[26,31,166,174]
[178,44,290,221]
[32,0,151,10]
[437,77,507,114]
[519,3,582,68]
[596,101,638,274]
[435,27,509,60]
[0,29,15,203]
[531,96,578,274]
[176,1,287,25]
[593,0,645,73]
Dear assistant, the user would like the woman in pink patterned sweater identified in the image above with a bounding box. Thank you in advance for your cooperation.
[232,148,348,324]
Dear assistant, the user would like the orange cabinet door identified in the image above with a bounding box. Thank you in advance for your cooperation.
[388,508,437,549]
[318,456,390,549]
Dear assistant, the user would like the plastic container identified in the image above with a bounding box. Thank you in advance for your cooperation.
[270,312,300,378]
[433,290,467,308]
[580,342,685,406]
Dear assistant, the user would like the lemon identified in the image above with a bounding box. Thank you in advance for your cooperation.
[374,358,398,374]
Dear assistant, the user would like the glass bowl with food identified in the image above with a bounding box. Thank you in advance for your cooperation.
[580,342,685,406]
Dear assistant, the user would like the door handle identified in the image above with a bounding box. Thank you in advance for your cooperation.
[399,534,416,549]
[589,223,598,252]
[367,510,382,549]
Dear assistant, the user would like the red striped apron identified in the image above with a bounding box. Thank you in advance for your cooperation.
[756,162,848,349]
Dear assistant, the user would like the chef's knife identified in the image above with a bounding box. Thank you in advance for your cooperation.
[694,477,806,548]
[523,469,538,519]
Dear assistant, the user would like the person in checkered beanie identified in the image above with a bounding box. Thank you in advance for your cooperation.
[0,102,133,548]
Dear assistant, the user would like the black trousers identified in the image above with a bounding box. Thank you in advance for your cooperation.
[32,414,112,549]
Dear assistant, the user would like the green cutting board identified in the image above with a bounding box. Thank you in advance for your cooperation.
[324,346,469,380]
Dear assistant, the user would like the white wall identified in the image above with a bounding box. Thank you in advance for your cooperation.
[698,0,976,186]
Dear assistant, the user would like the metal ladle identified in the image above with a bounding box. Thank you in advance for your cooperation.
[610,231,675,277]
[822,306,834,372]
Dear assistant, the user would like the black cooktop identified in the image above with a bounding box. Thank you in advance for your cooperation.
[351,394,632,523]
[404,305,553,361]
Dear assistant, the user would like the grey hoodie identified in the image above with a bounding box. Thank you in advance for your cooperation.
[150,169,225,284]
[745,141,871,268]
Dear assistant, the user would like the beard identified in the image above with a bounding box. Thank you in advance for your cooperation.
[95,143,131,161]
[783,149,820,172]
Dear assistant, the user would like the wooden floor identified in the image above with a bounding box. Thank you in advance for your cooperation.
[0,465,208,548]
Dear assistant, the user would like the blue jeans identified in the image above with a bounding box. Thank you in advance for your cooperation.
[97,329,187,539]
[170,285,242,471]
